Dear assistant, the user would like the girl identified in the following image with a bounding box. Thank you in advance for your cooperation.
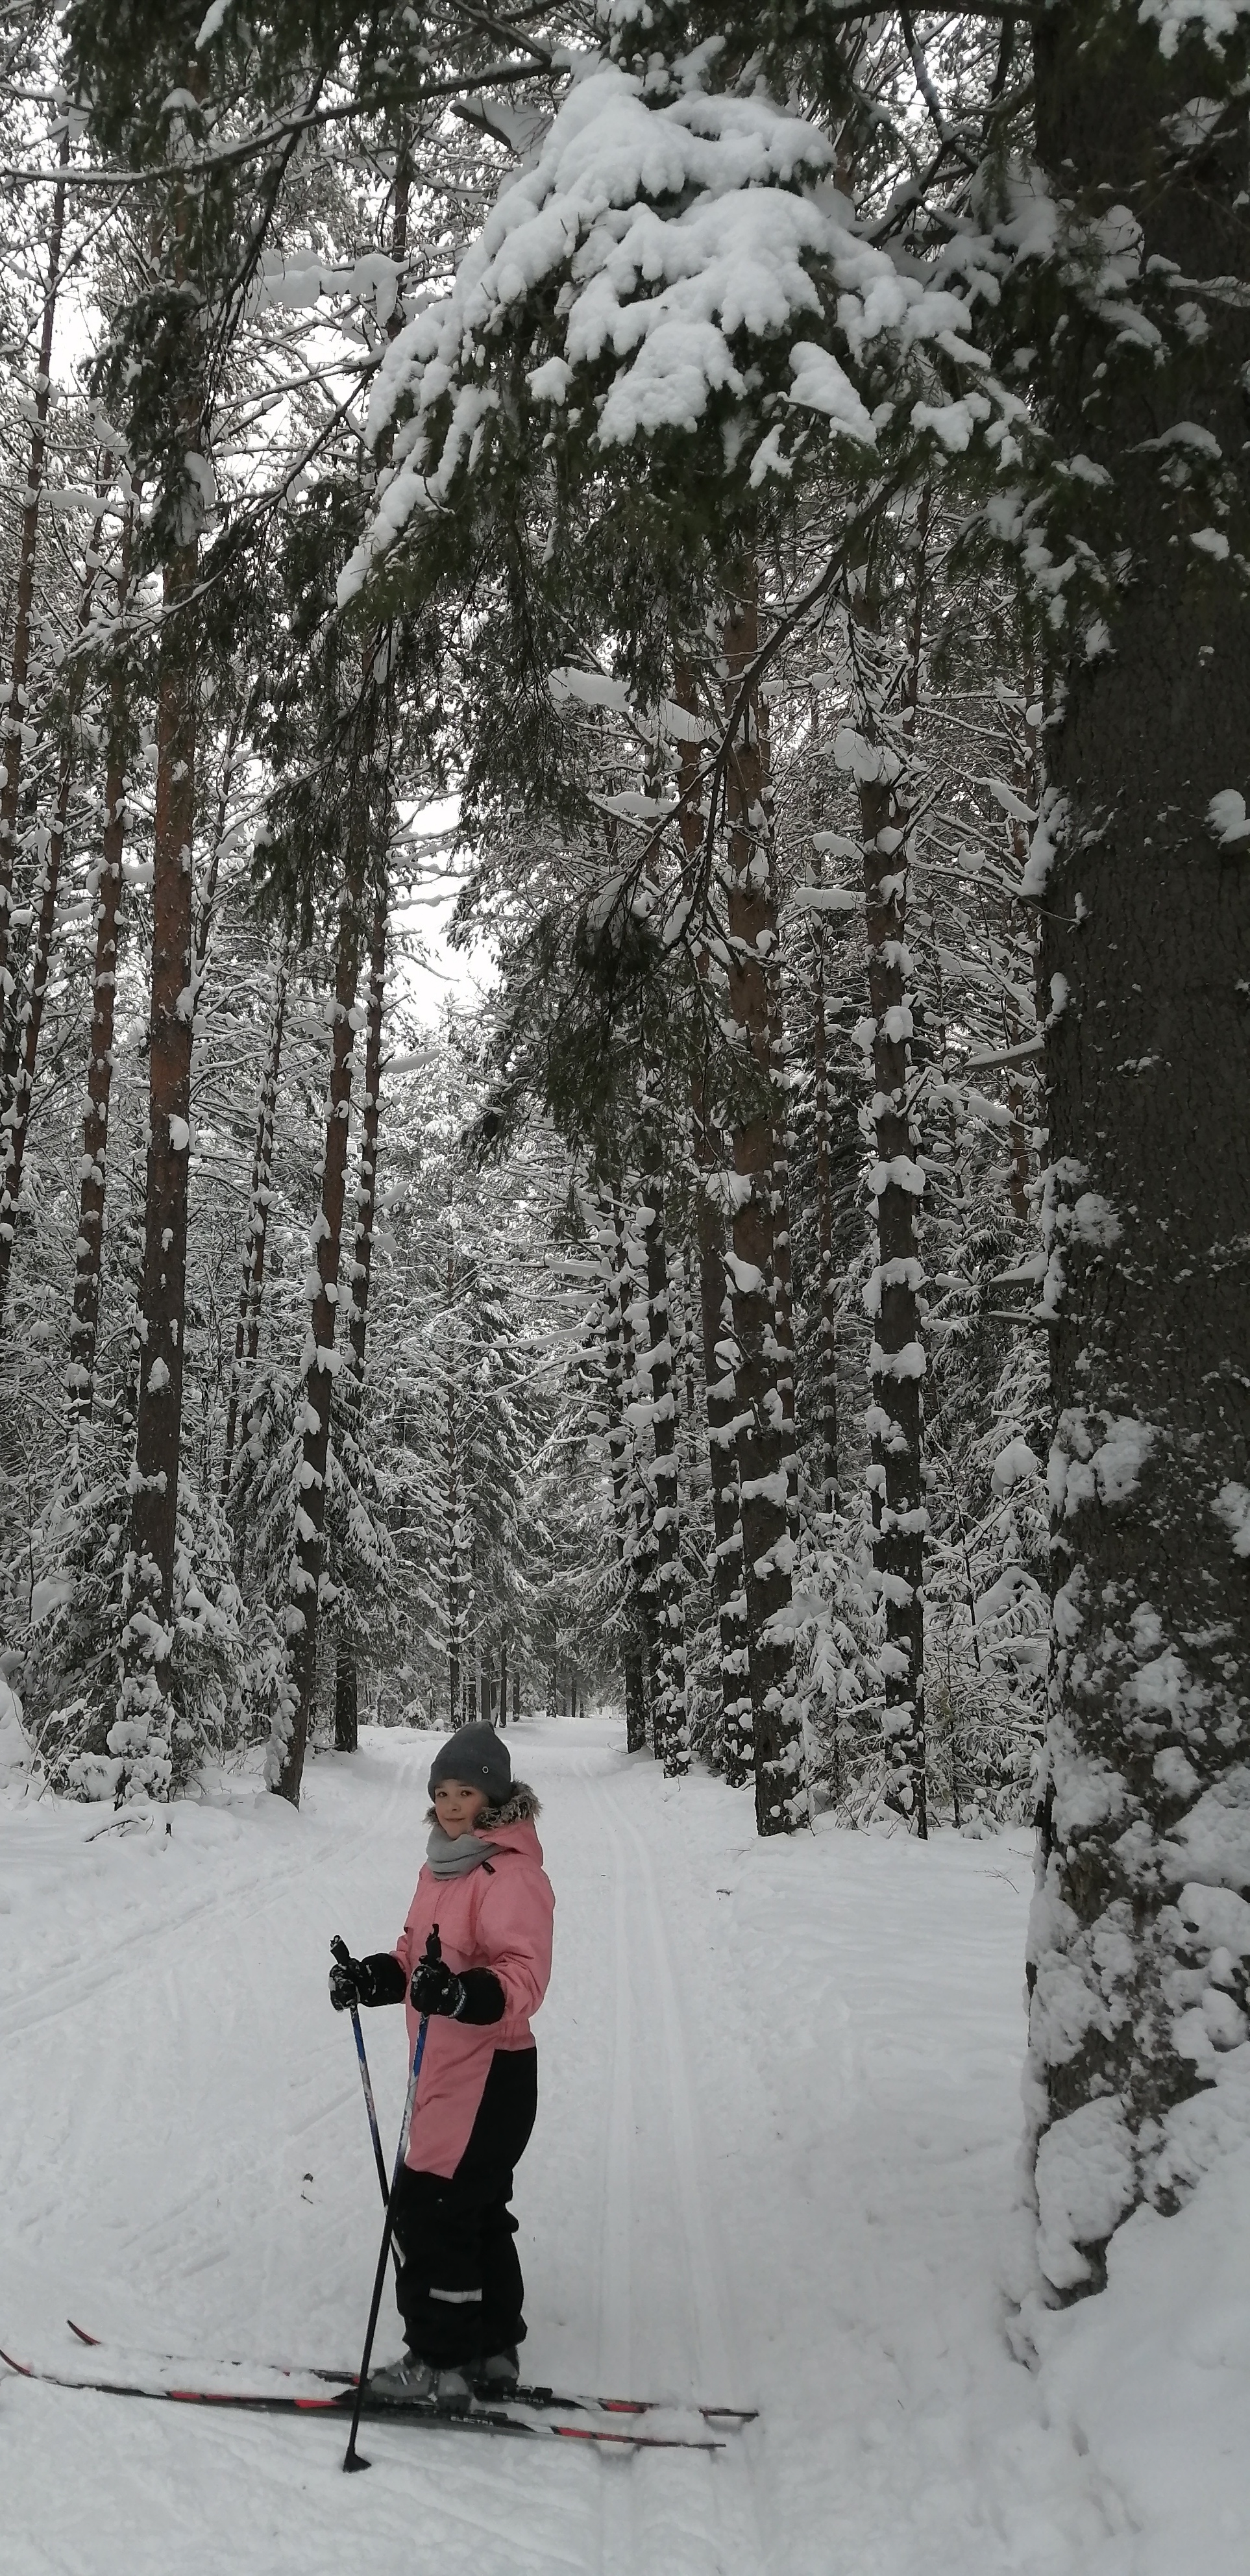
[330,1720,554,2409]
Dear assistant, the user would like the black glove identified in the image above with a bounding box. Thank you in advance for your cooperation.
[410,1952,467,2018]
[330,1948,363,2013]
[330,1935,406,2011]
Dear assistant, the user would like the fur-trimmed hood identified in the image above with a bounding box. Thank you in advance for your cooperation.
[424,1781,541,1830]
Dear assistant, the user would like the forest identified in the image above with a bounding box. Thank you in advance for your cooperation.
[0,2,1247,2546]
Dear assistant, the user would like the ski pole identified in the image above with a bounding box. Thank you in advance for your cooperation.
[343,1925,440,2475]
[332,1933,402,2284]
[331,1935,391,2204]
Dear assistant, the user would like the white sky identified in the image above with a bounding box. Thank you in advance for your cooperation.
[390,794,496,1028]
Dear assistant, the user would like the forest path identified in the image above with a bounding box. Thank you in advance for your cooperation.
[3,1720,1125,2575]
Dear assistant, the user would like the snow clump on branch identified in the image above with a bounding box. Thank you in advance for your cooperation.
[337,60,1012,605]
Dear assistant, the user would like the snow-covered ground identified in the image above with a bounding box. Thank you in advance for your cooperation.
[3,1718,1245,2575]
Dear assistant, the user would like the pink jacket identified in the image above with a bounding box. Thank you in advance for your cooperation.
[393,1815,554,2178]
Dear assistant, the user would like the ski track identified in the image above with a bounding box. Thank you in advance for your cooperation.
[602,1774,771,2576]
[2,1718,1145,2576]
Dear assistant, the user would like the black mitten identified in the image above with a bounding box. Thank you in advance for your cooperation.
[409,1953,466,2018]
[330,1940,406,2011]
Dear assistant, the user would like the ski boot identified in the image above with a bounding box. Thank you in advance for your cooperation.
[368,2351,473,2412]
[472,2345,520,2397]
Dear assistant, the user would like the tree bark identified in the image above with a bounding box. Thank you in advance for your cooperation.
[674,665,752,1774]
[334,1629,359,1753]
[722,575,805,1835]
[346,875,388,1385]
[446,1258,462,1726]
[0,136,68,1040]
[1022,11,1250,2290]
[113,523,199,1797]
[600,1200,648,1750]
[325,873,389,1745]
[639,1161,689,1773]
[219,958,288,1502]
[67,514,133,1439]
[269,842,367,1803]
[0,543,103,1332]
[808,877,845,1511]
[856,723,928,1837]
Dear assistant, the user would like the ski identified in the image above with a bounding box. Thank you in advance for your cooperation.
[65,2320,757,2425]
[2,2346,725,2451]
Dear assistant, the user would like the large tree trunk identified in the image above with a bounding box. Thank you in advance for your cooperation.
[0,545,103,1331]
[334,1629,359,1754]
[808,875,846,1512]
[219,958,288,1502]
[600,1199,648,1750]
[639,1162,689,1774]
[269,841,367,1804]
[675,665,752,1776]
[614,1197,661,1742]
[346,877,388,1385]
[846,588,929,1835]
[1022,14,1250,2294]
[113,526,199,1797]
[722,576,805,1835]
[332,872,389,1744]
[67,516,133,1441]
[445,1255,462,1726]
[0,140,67,1045]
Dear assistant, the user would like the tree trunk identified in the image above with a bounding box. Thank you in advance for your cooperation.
[220,958,288,1501]
[761,730,801,1565]
[847,597,928,1835]
[639,1161,689,1774]
[347,875,388,1385]
[1022,12,1250,2292]
[329,871,389,1742]
[446,1313,461,1726]
[498,1639,507,1728]
[809,878,844,1511]
[334,1629,359,1753]
[113,523,199,1798]
[67,515,133,1439]
[0,139,67,1039]
[0,541,103,1331]
[674,664,752,1776]
[269,843,366,1804]
[613,1196,659,1743]
[722,576,805,1835]
[600,1200,648,1750]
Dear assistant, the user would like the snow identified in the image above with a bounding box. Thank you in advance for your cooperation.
[1033,2133,1250,2572]
[194,0,232,44]
[1208,790,1250,849]
[1137,0,1250,59]
[1213,1480,1250,1554]
[992,1437,1040,1493]
[1034,2096,1136,2291]
[3,1718,1246,2573]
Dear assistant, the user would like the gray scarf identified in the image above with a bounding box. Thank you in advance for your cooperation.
[426,1823,499,1881]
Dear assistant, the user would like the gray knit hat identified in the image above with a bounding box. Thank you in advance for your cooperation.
[428,1721,512,1808]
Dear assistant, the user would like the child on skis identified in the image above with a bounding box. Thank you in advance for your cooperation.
[329,1721,554,2411]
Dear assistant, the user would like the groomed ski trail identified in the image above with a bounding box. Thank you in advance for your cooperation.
[591,1774,770,2576]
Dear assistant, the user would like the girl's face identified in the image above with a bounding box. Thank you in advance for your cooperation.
[434,1778,489,1840]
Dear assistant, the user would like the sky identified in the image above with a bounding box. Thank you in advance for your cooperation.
[389,795,496,1029]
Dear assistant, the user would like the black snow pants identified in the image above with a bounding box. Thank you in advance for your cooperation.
[392,2046,538,2368]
